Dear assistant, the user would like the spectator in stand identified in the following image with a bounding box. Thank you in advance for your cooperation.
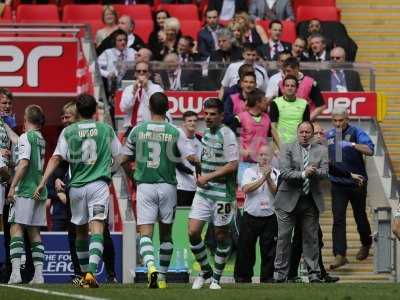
[270,57,325,121]
[273,121,328,283]
[177,36,201,62]
[229,21,247,49]
[234,12,267,46]
[219,43,268,99]
[120,61,172,136]
[148,10,170,56]
[97,29,136,95]
[316,47,364,92]
[153,17,181,61]
[96,15,145,56]
[160,53,200,90]
[249,0,294,21]
[257,20,291,61]
[176,111,202,207]
[269,75,310,146]
[265,50,291,93]
[291,37,309,62]
[210,28,243,63]
[308,33,330,62]
[208,0,247,22]
[198,9,222,60]
[234,144,279,283]
[95,5,118,47]
[302,19,333,50]
[223,71,257,129]
[135,47,152,63]
[326,107,374,269]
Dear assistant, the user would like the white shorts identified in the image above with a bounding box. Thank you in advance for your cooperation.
[69,180,110,226]
[136,183,177,225]
[8,197,46,227]
[0,185,5,215]
[189,194,234,227]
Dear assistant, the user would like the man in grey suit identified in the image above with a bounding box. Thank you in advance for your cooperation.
[249,0,294,21]
[273,121,328,283]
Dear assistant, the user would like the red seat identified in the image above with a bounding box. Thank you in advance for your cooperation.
[113,4,152,21]
[180,19,201,40]
[157,4,199,20]
[293,0,336,15]
[296,6,341,22]
[135,19,153,42]
[281,20,296,43]
[63,4,103,22]
[16,4,60,23]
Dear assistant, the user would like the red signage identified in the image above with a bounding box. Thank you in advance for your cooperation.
[114,90,377,119]
[0,40,78,94]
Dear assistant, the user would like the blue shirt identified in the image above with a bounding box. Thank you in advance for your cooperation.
[326,124,374,186]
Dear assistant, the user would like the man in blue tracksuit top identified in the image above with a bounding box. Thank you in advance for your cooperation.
[326,107,374,270]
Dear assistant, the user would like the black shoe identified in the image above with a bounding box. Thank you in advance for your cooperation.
[323,274,340,283]
[309,277,324,283]
[287,276,303,283]
[235,277,252,283]
[272,278,286,283]
[107,275,118,283]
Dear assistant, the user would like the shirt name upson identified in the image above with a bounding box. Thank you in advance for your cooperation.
[138,131,173,142]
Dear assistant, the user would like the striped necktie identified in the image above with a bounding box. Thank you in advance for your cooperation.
[303,147,310,195]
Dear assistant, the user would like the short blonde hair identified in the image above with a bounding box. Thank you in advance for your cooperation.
[62,101,77,117]
[164,17,180,33]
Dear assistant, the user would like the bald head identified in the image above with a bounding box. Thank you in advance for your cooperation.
[330,47,346,63]
[118,15,133,34]
[135,48,152,62]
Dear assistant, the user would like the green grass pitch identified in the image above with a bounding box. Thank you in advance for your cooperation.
[1,283,400,300]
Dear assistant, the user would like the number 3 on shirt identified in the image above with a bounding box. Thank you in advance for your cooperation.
[82,138,98,164]
[147,141,161,168]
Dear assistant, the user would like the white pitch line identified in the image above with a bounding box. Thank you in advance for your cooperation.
[0,284,109,300]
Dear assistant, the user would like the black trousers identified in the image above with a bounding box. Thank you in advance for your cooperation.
[331,183,372,256]
[177,190,195,207]
[234,212,277,282]
[288,223,327,279]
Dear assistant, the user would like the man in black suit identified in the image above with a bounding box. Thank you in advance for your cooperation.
[197,9,222,60]
[96,15,145,56]
[315,47,364,92]
[177,36,202,63]
[257,20,291,61]
[160,53,200,90]
[308,33,330,62]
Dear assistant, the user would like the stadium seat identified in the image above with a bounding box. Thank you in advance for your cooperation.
[113,4,152,21]
[135,19,153,43]
[16,4,60,23]
[62,4,103,22]
[180,20,201,40]
[293,0,336,15]
[256,20,296,43]
[157,4,199,20]
[296,6,341,22]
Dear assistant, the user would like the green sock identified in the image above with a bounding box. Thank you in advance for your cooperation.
[88,234,104,274]
[31,241,44,266]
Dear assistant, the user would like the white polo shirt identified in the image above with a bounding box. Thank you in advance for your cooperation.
[221,61,269,92]
[176,128,202,191]
[240,164,279,217]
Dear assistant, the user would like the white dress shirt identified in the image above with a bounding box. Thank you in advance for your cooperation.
[120,80,172,128]
[265,71,283,98]
[98,47,136,78]
[221,60,269,91]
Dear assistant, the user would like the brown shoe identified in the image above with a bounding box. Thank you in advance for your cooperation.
[329,255,349,270]
[356,245,371,260]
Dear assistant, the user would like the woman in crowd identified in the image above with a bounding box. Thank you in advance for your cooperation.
[95,5,118,47]
[234,12,268,47]
[153,17,182,61]
[148,9,171,55]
